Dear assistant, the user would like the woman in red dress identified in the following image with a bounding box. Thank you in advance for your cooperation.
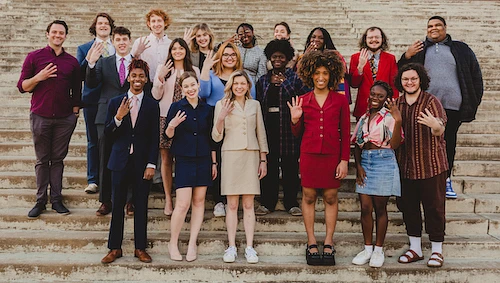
[288,50,350,266]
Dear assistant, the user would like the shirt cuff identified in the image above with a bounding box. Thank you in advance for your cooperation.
[114,116,122,127]
[88,62,96,69]
[146,163,156,169]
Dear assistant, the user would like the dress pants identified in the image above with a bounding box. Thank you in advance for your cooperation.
[96,124,112,204]
[444,109,461,178]
[208,143,225,204]
[83,105,99,185]
[30,113,77,204]
[108,155,151,250]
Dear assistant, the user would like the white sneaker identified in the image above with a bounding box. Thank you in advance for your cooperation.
[84,183,98,194]
[213,202,226,217]
[352,249,372,265]
[245,246,259,263]
[223,246,237,263]
[255,205,270,215]
[369,250,385,268]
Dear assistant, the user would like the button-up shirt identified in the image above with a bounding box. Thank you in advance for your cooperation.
[95,37,115,56]
[132,33,171,80]
[17,45,82,118]
[396,91,448,180]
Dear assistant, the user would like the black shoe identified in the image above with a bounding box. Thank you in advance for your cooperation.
[52,202,70,215]
[151,182,164,193]
[28,203,46,219]
[322,244,336,266]
[306,244,322,266]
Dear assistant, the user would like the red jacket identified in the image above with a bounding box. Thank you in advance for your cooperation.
[291,90,350,161]
[349,51,398,118]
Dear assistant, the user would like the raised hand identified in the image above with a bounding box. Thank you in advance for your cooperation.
[134,36,151,57]
[357,48,369,72]
[286,96,303,124]
[222,33,237,45]
[115,97,132,121]
[204,50,220,70]
[183,27,195,44]
[157,59,174,82]
[168,110,187,128]
[304,42,317,54]
[385,98,402,123]
[86,41,104,65]
[35,63,57,82]
[404,40,424,59]
[217,99,235,120]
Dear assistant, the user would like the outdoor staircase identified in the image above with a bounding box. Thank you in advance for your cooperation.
[0,0,499,282]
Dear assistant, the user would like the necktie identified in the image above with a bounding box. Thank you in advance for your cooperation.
[119,57,126,86]
[369,55,377,81]
[129,96,139,154]
[102,41,110,58]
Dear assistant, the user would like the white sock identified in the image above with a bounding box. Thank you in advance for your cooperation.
[364,245,373,253]
[374,246,383,253]
[431,241,442,254]
[409,236,422,256]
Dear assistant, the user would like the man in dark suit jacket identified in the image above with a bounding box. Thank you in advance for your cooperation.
[101,59,159,264]
[77,13,116,196]
[86,26,132,216]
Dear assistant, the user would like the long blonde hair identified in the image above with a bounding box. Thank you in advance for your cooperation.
[213,42,243,77]
[190,23,215,52]
[223,70,253,101]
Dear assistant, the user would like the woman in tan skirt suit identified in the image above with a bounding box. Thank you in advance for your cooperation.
[212,70,268,264]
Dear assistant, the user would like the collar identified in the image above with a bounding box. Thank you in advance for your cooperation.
[95,37,112,44]
[364,106,388,117]
[399,90,426,106]
[148,32,169,42]
[45,45,65,56]
[127,90,144,102]
[425,34,452,47]
[116,53,132,63]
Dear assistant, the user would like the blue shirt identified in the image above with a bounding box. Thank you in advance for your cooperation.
[199,70,256,106]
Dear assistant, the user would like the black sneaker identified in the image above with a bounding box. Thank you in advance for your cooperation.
[28,203,46,219]
[52,202,70,215]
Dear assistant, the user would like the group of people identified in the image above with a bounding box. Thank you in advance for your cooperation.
[17,8,482,269]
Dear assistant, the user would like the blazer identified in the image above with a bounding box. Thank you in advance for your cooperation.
[291,91,350,161]
[77,39,101,106]
[86,55,130,124]
[165,98,214,157]
[349,51,399,118]
[212,99,268,153]
[104,93,160,172]
[151,66,201,117]
[199,70,256,107]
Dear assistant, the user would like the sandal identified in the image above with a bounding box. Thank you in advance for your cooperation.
[398,249,424,264]
[321,244,336,266]
[306,244,322,266]
[427,252,444,268]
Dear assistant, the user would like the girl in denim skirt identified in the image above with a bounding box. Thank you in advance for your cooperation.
[351,81,403,268]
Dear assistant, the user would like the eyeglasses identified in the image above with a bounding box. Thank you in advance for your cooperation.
[401,77,419,83]
[222,53,237,58]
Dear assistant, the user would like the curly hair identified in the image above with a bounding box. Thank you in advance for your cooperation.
[128,58,150,80]
[394,63,430,92]
[190,23,214,52]
[89,13,115,37]
[358,27,389,51]
[304,27,336,51]
[372,80,394,99]
[146,9,171,30]
[298,50,345,89]
[223,70,253,101]
[264,39,295,61]
[213,42,243,77]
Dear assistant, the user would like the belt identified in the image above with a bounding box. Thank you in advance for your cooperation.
[268,107,279,113]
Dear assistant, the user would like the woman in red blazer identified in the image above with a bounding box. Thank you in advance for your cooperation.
[349,27,398,119]
[288,50,350,266]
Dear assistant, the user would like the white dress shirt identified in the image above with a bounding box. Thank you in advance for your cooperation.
[132,32,172,80]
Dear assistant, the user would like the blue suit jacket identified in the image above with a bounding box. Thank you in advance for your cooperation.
[77,39,102,106]
[104,93,160,172]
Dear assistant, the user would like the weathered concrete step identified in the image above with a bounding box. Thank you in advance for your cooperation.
[0,252,499,283]
[459,122,500,134]
[0,189,479,214]
[455,146,500,161]
[459,176,500,195]
[0,155,87,172]
[0,129,86,143]
[0,208,490,235]
[454,160,500,178]
[455,134,500,147]
[1,230,498,259]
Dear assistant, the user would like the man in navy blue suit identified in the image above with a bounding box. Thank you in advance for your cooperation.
[77,13,116,196]
[101,59,159,264]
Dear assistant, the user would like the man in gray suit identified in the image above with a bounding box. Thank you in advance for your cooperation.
[86,26,133,216]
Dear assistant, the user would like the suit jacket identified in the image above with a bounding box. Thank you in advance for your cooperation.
[77,39,100,106]
[86,55,130,124]
[349,51,399,118]
[212,99,268,153]
[104,93,160,172]
[291,91,350,161]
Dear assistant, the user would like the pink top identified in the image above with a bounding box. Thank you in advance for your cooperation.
[351,107,403,149]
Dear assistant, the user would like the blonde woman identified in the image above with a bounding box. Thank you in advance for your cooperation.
[188,23,215,69]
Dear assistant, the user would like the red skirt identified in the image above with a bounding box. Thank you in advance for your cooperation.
[300,153,341,188]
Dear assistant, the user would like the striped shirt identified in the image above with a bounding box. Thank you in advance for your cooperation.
[396,91,448,180]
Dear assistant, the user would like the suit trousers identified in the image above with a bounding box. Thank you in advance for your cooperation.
[108,155,151,250]
[208,143,225,204]
[96,124,112,204]
[30,113,77,204]
[397,171,447,242]
[83,105,99,185]
[444,109,462,178]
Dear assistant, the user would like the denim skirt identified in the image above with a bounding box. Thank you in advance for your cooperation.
[355,149,401,197]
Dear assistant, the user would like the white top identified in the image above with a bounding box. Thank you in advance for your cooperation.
[132,32,172,79]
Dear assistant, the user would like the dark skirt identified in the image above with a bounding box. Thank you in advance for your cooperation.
[174,155,212,189]
[300,152,341,189]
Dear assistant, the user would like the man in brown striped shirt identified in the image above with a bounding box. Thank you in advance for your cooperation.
[395,63,448,268]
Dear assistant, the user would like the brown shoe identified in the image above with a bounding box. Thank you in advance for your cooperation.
[96,202,112,216]
[101,249,122,264]
[134,249,152,263]
[126,203,135,216]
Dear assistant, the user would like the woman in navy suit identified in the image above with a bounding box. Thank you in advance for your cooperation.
[164,71,217,262]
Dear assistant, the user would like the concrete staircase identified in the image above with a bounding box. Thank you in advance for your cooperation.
[1,0,499,282]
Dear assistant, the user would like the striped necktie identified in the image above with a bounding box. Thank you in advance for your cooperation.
[102,41,110,58]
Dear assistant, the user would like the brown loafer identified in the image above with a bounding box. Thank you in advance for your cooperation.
[126,203,135,216]
[101,249,122,264]
[96,202,112,216]
[134,249,152,263]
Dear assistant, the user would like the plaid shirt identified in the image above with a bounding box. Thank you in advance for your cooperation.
[256,68,310,157]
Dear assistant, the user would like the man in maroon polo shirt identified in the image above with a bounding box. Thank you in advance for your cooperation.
[17,20,82,219]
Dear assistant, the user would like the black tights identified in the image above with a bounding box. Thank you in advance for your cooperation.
[359,194,389,247]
